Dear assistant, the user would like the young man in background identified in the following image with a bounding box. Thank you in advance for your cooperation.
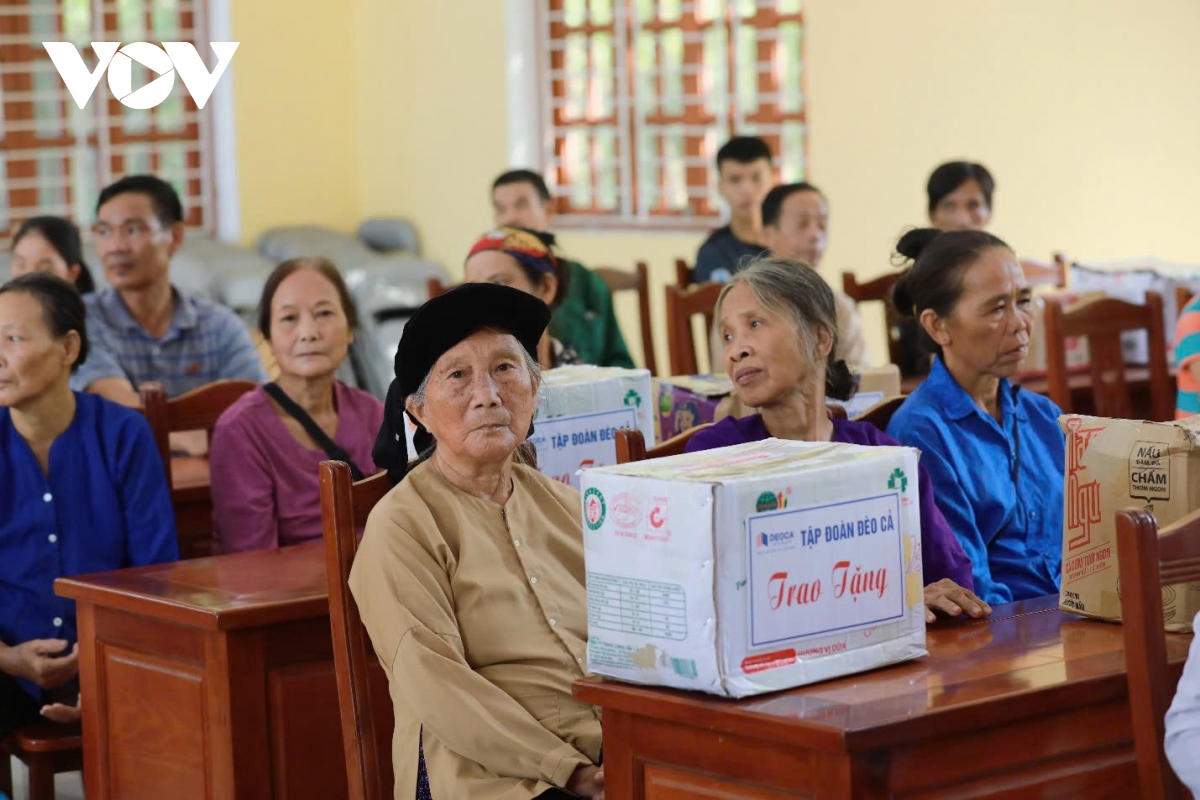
[491,169,635,368]
[692,136,775,283]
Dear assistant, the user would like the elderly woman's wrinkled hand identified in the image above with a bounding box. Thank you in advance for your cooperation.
[924,579,991,624]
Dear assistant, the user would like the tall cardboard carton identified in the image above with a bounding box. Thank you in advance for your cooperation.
[1058,414,1200,632]
[581,439,927,697]
[529,366,655,489]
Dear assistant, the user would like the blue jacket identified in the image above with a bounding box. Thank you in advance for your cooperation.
[887,357,1066,604]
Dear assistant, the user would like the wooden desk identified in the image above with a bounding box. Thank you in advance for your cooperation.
[56,542,356,800]
[574,596,1193,799]
[171,455,214,559]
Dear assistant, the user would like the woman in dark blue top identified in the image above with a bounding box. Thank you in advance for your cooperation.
[0,273,177,736]
[886,229,1066,606]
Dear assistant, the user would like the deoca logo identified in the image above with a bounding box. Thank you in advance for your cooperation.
[42,41,239,110]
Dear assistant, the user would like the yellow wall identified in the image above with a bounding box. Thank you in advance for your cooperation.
[230,0,362,241]
[234,0,1200,372]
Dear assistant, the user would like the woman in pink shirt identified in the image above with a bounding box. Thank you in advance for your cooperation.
[210,257,383,553]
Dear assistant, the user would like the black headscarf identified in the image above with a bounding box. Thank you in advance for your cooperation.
[372,282,551,484]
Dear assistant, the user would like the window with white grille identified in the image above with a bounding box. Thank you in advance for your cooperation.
[540,0,807,228]
[0,0,215,237]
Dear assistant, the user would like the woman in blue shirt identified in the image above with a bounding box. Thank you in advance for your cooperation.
[0,273,177,736]
[886,228,1065,606]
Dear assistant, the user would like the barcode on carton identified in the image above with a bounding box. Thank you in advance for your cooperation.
[671,658,698,678]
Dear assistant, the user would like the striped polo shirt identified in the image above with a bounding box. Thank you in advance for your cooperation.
[72,286,268,398]
[1176,294,1200,418]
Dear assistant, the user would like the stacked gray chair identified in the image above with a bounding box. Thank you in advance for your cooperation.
[357,217,421,255]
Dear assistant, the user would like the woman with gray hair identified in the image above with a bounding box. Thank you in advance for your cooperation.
[349,282,603,800]
[686,257,987,624]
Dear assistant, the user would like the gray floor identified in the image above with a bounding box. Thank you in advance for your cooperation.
[4,759,83,800]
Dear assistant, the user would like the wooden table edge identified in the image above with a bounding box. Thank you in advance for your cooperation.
[573,665,1133,754]
[55,576,331,631]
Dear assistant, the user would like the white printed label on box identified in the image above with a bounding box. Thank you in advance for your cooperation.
[529,407,638,487]
[747,492,905,647]
[587,574,688,641]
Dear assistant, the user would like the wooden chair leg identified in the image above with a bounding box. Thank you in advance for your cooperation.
[27,753,56,800]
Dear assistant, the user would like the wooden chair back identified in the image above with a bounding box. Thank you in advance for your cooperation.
[856,395,906,431]
[593,262,658,375]
[675,258,693,288]
[843,271,904,366]
[665,282,724,376]
[139,379,258,490]
[615,424,713,464]
[319,461,395,800]
[1116,507,1200,800]
[1177,285,1195,316]
[1020,253,1069,289]
[1043,292,1172,421]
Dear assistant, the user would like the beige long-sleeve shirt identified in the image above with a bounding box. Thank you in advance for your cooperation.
[349,460,601,800]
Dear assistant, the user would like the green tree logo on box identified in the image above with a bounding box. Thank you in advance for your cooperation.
[755,490,788,512]
[623,389,642,408]
[887,468,908,493]
[584,488,607,530]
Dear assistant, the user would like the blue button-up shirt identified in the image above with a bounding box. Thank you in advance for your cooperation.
[0,393,179,699]
[887,357,1066,605]
[71,285,267,397]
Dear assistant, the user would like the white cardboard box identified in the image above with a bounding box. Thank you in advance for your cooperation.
[529,365,656,489]
[580,439,927,697]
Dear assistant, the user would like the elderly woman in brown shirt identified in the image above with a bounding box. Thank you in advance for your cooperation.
[349,283,603,800]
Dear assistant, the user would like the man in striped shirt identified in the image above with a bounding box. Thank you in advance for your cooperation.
[71,175,267,406]
[1176,292,1200,418]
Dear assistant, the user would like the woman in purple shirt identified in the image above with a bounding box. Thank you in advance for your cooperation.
[210,258,384,553]
[686,256,989,623]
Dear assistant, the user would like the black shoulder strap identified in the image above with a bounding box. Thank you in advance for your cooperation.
[263,383,365,481]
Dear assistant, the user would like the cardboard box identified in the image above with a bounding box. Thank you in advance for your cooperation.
[1070,262,1187,366]
[1058,414,1200,632]
[581,439,927,697]
[655,374,733,441]
[829,364,902,420]
[1020,291,1100,375]
[855,363,901,398]
[529,366,655,489]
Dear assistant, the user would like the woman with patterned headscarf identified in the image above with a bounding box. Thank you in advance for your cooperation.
[464,227,582,368]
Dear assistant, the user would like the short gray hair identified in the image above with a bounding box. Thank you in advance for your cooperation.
[716,256,839,360]
[715,256,856,401]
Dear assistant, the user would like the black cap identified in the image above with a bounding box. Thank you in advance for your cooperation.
[373,282,551,484]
